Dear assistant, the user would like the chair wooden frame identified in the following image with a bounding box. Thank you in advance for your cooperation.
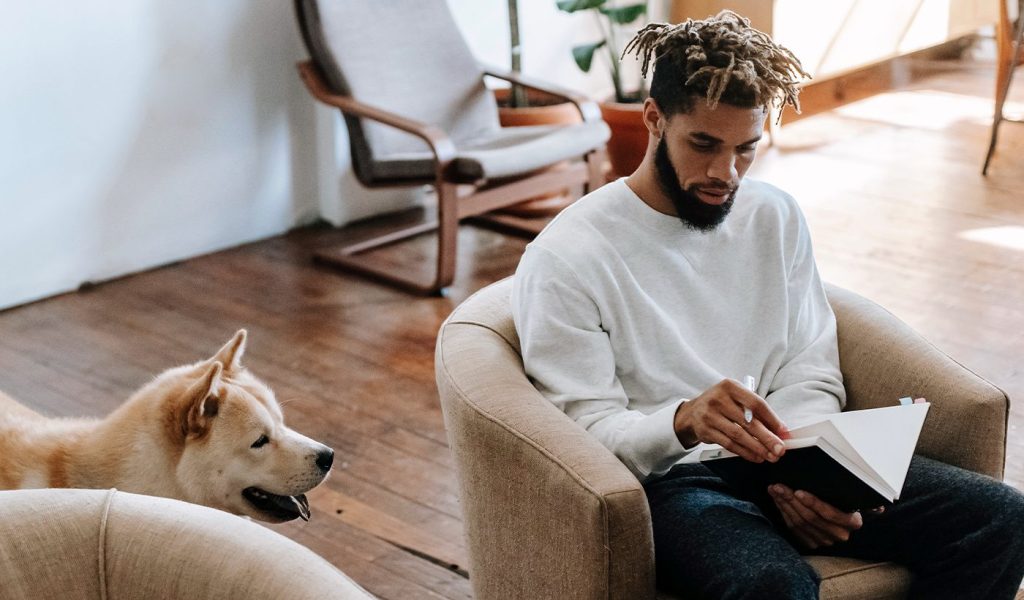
[297,61,607,295]
[984,0,1024,174]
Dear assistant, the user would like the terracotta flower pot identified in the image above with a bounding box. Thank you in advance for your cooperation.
[599,100,649,179]
[493,87,581,218]
[496,91,582,127]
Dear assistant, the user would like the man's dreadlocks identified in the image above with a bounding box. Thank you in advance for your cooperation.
[623,11,809,118]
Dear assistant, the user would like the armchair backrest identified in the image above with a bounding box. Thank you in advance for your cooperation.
[294,0,500,172]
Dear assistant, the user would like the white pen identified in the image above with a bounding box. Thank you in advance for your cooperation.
[743,375,756,423]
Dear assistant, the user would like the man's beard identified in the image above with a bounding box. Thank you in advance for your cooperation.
[654,138,737,232]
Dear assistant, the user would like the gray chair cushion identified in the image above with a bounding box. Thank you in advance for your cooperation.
[295,0,609,186]
[295,0,499,170]
[375,121,611,183]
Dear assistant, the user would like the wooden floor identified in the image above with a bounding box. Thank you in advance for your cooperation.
[1,55,1023,598]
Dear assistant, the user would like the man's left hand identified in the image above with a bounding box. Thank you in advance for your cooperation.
[768,484,868,550]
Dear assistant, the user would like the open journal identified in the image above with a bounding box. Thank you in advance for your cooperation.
[698,402,930,512]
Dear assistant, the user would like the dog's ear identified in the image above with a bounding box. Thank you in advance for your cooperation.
[182,361,223,438]
[209,329,247,372]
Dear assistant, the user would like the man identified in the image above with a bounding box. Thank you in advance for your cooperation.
[511,11,1024,599]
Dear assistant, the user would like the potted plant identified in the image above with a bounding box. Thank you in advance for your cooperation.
[496,0,582,126]
[557,0,649,177]
[495,0,582,217]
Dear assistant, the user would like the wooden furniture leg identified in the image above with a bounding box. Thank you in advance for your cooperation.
[314,180,459,297]
[984,0,1024,175]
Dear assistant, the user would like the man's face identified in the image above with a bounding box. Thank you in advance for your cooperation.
[649,99,765,231]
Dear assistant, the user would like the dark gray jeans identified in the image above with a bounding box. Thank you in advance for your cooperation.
[643,455,1024,599]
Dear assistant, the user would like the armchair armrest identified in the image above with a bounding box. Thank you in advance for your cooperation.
[825,283,1009,479]
[482,65,603,123]
[436,281,655,600]
[296,60,456,168]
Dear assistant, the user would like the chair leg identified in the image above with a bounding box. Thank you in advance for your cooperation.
[586,147,608,192]
[313,181,459,296]
[433,182,459,293]
[984,0,1024,175]
[467,161,592,237]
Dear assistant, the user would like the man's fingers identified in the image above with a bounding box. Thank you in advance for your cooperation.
[744,419,787,459]
[770,492,828,548]
[709,416,774,462]
[704,428,764,463]
[709,407,782,462]
[770,485,866,548]
[794,490,863,530]
[736,392,788,439]
[782,489,854,542]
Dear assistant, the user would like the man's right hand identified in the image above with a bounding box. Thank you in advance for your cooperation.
[673,378,789,463]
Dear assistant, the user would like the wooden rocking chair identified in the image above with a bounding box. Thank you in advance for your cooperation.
[294,0,609,295]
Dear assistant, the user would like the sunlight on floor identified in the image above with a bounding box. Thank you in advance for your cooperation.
[959,225,1024,252]
[833,89,1024,129]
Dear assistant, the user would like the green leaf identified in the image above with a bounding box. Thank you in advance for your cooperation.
[556,0,606,14]
[572,40,606,72]
[599,3,647,24]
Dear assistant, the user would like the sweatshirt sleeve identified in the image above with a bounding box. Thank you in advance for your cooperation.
[511,245,692,481]
[765,206,846,427]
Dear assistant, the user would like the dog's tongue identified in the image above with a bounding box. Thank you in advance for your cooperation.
[294,494,310,521]
[270,493,310,521]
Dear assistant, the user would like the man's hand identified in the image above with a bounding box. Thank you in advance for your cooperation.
[673,378,789,463]
[768,484,870,550]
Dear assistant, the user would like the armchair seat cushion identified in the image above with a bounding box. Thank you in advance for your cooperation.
[654,557,911,599]
[372,120,611,184]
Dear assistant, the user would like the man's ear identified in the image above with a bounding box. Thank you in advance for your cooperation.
[642,97,664,139]
[182,361,223,438]
[208,329,247,372]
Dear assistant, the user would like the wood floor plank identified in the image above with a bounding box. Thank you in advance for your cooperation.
[309,485,469,572]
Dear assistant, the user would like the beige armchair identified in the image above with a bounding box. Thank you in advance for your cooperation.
[0,488,375,600]
[435,277,1009,600]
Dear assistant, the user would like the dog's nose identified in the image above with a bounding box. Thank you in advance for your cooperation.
[315,448,334,473]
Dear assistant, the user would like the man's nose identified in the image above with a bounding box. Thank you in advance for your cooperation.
[707,152,737,183]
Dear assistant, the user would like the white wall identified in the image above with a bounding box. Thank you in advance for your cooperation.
[449,0,612,99]
[0,0,653,310]
[0,0,323,309]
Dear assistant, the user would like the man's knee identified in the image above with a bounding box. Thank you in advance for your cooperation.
[985,483,1024,550]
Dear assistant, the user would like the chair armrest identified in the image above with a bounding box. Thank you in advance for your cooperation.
[0,488,375,599]
[436,314,655,599]
[296,60,456,167]
[825,283,1009,479]
[482,65,603,123]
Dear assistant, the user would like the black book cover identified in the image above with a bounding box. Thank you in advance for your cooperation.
[703,445,892,512]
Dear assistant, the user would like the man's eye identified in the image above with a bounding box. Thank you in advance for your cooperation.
[738,145,757,153]
[691,143,715,153]
[251,434,270,449]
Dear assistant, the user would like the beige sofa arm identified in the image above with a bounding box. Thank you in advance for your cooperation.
[0,488,374,600]
[826,284,1009,479]
[436,282,655,600]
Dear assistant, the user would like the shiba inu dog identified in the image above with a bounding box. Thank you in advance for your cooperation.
[0,330,333,523]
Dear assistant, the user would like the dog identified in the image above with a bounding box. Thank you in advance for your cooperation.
[0,330,333,523]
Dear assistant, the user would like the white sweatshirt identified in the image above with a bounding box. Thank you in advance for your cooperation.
[511,178,844,482]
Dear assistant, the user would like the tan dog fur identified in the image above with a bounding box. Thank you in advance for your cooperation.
[0,330,333,522]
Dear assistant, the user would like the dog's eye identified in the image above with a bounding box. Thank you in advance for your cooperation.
[250,434,270,449]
